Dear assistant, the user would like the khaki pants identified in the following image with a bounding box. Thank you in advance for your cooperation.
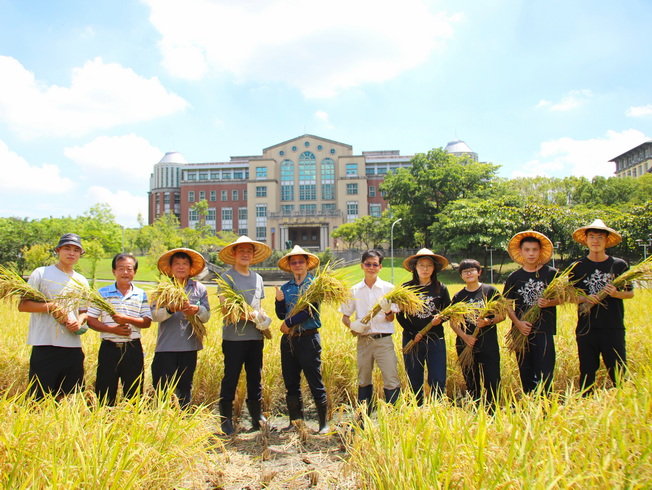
[356,335,400,390]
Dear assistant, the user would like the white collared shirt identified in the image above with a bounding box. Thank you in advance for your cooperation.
[340,277,396,334]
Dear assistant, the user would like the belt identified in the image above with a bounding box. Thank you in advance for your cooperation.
[364,333,392,340]
[102,339,140,348]
[293,328,318,336]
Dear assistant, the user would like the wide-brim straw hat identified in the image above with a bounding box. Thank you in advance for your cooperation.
[277,245,320,272]
[402,249,449,273]
[572,219,622,248]
[218,235,272,266]
[507,231,554,266]
[157,248,206,277]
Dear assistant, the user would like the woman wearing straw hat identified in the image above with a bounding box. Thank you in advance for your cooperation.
[569,219,634,394]
[275,245,329,434]
[396,249,451,404]
[503,231,560,395]
[217,236,272,435]
[151,248,210,408]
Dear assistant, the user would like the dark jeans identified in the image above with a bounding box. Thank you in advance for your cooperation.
[96,339,144,405]
[457,346,501,407]
[402,334,446,401]
[281,332,326,404]
[515,332,555,395]
[577,328,627,393]
[220,340,264,403]
[29,345,85,400]
[151,350,198,408]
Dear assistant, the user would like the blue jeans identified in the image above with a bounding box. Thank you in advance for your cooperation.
[402,334,446,402]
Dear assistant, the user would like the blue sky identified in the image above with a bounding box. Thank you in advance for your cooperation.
[1,0,650,227]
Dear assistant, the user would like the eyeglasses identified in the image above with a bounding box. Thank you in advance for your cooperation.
[362,263,381,268]
[460,269,478,274]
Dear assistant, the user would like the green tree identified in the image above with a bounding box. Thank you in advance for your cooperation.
[84,239,106,287]
[332,223,359,250]
[21,243,55,272]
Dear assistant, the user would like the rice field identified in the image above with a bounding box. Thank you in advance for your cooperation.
[0,284,651,488]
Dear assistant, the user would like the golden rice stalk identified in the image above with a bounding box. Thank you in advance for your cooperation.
[360,284,426,324]
[55,276,118,316]
[506,264,583,354]
[214,274,271,339]
[458,295,511,372]
[579,255,652,315]
[0,265,48,303]
[151,275,207,342]
[403,302,474,354]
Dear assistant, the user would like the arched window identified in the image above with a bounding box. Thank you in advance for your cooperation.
[281,159,294,182]
[299,152,316,183]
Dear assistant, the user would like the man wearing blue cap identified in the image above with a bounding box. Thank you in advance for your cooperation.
[18,233,90,400]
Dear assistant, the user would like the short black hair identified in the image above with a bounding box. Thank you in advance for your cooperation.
[520,236,542,248]
[458,259,482,274]
[170,251,192,266]
[112,253,138,272]
[585,228,609,237]
[361,249,384,264]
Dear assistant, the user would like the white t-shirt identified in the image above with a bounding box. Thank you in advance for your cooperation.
[340,277,396,335]
[26,264,89,348]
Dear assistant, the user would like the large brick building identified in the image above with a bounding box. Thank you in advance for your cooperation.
[611,141,652,178]
[148,134,477,251]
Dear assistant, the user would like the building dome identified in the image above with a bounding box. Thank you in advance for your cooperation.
[444,140,478,162]
[158,151,188,165]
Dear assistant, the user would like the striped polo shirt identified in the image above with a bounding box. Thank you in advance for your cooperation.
[87,283,152,342]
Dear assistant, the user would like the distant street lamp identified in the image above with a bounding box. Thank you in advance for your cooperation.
[552,241,561,268]
[391,218,402,284]
[485,246,495,284]
[636,235,652,260]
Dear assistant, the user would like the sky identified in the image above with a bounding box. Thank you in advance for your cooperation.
[1,0,651,227]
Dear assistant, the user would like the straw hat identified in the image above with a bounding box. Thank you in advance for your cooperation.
[402,249,449,273]
[277,245,320,272]
[218,235,272,266]
[507,231,553,266]
[157,248,206,278]
[572,218,622,248]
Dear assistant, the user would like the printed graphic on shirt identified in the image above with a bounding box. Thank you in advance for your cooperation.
[517,278,546,306]
[415,294,439,319]
[583,269,613,296]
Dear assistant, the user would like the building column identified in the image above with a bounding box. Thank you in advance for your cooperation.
[320,225,328,251]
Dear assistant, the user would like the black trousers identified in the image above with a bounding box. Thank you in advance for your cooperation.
[457,346,500,407]
[220,340,264,403]
[95,339,144,405]
[280,332,326,405]
[151,350,198,408]
[515,331,556,395]
[29,346,85,400]
[577,328,626,393]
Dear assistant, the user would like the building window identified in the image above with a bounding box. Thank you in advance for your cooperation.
[256,226,266,240]
[199,172,208,181]
[299,152,316,183]
[211,172,220,180]
[281,160,294,182]
[369,186,376,197]
[322,203,336,214]
[199,191,205,201]
[281,185,294,201]
[164,193,170,204]
[223,172,231,180]
[188,191,195,202]
[243,190,247,200]
[256,186,267,197]
[366,167,375,176]
[210,190,216,201]
[222,208,233,231]
[188,209,198,221]
[238,207,247,220]
[256,166,267,179]
[299,184,316,200]
[187,172,197,181]
[322,183,334,200]
[321,158,334,181]
[346,201,359,221]
[300,204,317,215]
[207,209,216,224]
[174,193,180,204]
[281,204,294,216]
[346,183,358,195]
[232,190,238,201]
[377,167,388,175]
[234,171,243,179]
[255,204,267,217]
[221,190,228,201]
[369,203,382,217]
[346,163,358,175]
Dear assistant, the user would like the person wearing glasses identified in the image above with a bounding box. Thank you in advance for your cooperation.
[340,250,401,414]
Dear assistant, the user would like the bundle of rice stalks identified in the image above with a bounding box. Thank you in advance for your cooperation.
[579,255,652,315]
[214,274,271,339]
[360,284,426,324]
[0,265,47,304]
[506,265,583,353]
[458,295,512,372]
[403,302,474,354]
[287,261,351,335]
[151,275,207,342]
[55,277,118,316]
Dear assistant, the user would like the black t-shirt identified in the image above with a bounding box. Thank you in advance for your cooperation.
[503,265,558,335]
[396,281,451,339]
[451,283,501,352]
[569,256,631,332]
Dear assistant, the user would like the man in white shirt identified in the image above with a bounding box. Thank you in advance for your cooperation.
[340,250,400,412]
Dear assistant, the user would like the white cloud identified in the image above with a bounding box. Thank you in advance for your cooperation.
[535,89,592,112]
[0,140,75,193]
[315,110,333,129]
[515,129,650,178]
[626,105,652,118]
[0,56,189,139]
[85,186,149,228]
[65,134,163,181]
[143,0,462,98]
